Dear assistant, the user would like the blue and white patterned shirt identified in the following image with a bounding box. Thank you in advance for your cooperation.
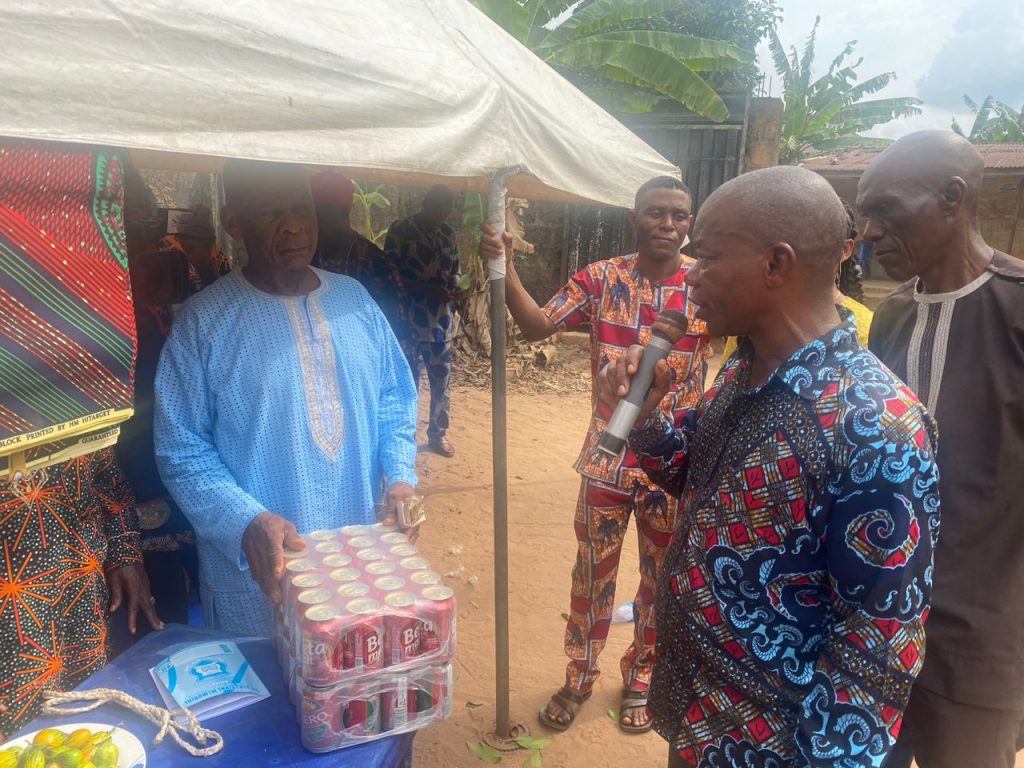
[154,269,417,635]
[630,311,940,767]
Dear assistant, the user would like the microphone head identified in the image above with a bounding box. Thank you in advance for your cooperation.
[651,309,689,344]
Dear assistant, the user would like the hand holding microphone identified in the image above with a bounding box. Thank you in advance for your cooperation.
[596,309,689,456]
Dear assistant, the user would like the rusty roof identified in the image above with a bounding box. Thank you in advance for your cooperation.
[803,143,1024,173]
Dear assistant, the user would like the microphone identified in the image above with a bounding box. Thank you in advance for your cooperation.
[596,309,689,456]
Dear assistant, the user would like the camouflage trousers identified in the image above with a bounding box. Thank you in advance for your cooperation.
[564,477,678,694]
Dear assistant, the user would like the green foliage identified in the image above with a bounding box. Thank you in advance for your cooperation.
[351,181,391,245]
[515,736,552,750]
[524,750,543,768]
[471,0,754,121]
[468,740,503,764]
[952,95,1024,143]
[769,16,921,164]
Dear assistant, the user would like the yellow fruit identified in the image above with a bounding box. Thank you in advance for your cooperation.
[0,750,18,768]
[62,731,91,751]
[90,743,117,767]
[20,745,46,768]
[31,731,65,751]
[82,735,108,749]
[51,747,82,768]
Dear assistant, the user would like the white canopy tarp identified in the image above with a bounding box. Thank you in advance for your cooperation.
[0,0,678,207]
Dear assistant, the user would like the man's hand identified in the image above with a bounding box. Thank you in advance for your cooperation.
[597,344,674,422]
[107,564,164,635]
[480,223,513,266]
[383,481,422,544]
[243,511,305,604]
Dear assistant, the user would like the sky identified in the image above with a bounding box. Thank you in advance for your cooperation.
[755,0,1024,139]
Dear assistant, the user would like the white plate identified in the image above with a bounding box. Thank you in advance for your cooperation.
[0,722,147,767]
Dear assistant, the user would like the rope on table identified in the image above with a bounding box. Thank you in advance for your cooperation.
[41,688,224,757]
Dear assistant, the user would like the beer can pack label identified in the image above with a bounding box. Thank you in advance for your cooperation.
[343,598,384,670]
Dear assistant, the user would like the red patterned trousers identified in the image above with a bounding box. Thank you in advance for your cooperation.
[563,477,678,694]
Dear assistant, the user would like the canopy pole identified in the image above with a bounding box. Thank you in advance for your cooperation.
[486,167,516,739]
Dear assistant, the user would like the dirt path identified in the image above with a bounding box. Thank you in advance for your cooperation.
[412,377,670,768]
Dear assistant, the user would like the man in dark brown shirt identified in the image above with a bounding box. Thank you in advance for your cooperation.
[863,130,1024,768]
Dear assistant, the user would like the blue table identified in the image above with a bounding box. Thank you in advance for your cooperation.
[21,624,414,767]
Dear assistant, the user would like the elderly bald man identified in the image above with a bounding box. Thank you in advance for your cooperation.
[598,166,940,767]
[862,130,1024,768]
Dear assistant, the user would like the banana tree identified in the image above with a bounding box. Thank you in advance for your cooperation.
[952,95,1024,143]
[471,0,753,122]
[770,16,921,164]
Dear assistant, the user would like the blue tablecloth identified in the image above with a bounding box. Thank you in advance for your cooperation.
[20,624,414,767]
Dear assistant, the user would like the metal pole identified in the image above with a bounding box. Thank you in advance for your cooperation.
[487,167,516,738]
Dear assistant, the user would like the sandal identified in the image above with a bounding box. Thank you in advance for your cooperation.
[538,687,592,732]
[619,689,652,734]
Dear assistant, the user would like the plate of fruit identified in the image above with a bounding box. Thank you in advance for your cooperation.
[0,723,146,767]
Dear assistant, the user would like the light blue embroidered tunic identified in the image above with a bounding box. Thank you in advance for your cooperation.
[154,268,418,635]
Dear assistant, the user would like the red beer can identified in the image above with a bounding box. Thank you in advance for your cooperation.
[321,553,354,569]
[365,560,397,577]
[340,524,372,539]
[409,664,449,720]
[341,679,381,739]
[300,603,344,686]
[388,544,419,560]
[398,556,430,573]
[328,566,361,586]
[356,547,387,565]
[336,582,372,601]
[308,529,339,542]
[378,531,408,546]
[373,576,406,600]
[381,675,411,731]
[419,585,456,656]
[314,540,346,556]
[285,573,327,632]
[409,570,443,587]
[342,598,384,670]
[284,558,319,576]
[384,591,421,665]
[346,535,376,552]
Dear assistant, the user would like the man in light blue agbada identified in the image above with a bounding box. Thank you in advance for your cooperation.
[154,160,419,636]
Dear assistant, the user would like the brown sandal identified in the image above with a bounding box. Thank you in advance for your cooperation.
[538,687,592,732]
[619,690,652,734]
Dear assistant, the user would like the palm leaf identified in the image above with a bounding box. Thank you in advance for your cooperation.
[537,0,685,50]
[575,30,752,71]
[798,16,820,93]
[767,29,792,79]
[471,0,532,43]
[525,0,576,49]
[826,40,857,75]
[551,39,730,120]
[580,80,666,113]
[844,72,897,103]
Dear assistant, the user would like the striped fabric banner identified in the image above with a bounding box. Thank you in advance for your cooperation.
[0,140,135,472]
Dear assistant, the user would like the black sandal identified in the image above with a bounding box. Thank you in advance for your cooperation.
[619,690,652,734]
[538,687,592,732]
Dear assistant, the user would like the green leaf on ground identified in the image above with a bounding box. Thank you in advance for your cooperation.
[560,612,570,621]
[515,736,552,750]
[466,701,484,709]
[607,708,619,722]
[524,750,543,768]
[467,741,502,764]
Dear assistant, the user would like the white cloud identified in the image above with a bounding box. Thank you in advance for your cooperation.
[756,0,976,139]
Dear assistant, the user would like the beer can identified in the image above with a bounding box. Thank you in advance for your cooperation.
[409,664,448,720]
[300,604,344,687]
[384,591,421,665]
[372,575,406,599]
[340,679,381,739]
[381,675,410,732]
[308,529,339,542]
[346,535,376,551]
[283,545,308,560]
[365,560,397,577]
[388,544,419,559]
[285,573,327,630]
[314,540,347,555]
[328,566,361,585]
[342,598,384,670]
[398,556,430,573]
[419,585,456,656]
[356,547,387,564]
[378,531,408,546]
[321,553,354,569]
[336,582,372,600]
[409,570,443,587]
[340,524,372,538]
[284,558,319,576]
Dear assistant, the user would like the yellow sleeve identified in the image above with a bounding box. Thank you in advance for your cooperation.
[841,296,874,347]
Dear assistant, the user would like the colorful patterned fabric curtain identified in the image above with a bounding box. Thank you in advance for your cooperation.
[0,140,135,479]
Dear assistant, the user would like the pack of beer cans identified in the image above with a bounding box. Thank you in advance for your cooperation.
[273,524,456,752]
